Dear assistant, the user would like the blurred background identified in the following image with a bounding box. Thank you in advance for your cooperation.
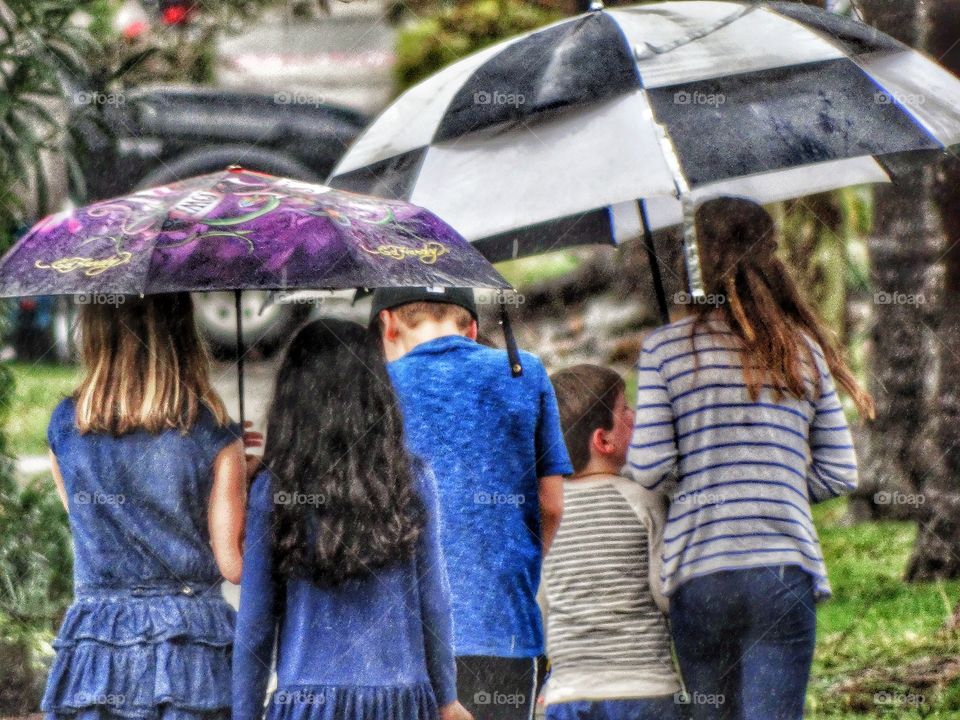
[2,1,960,718]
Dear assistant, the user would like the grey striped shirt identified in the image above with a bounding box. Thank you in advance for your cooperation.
[542,476,680,703]
[625,316,858,600]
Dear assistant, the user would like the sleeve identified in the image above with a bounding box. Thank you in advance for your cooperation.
[535,361,575,478]
[204,406,243,457]
[232,471,280,720]
[620,481,670,615]
[624,339,680,495]
[806,361,859,503]
[415,465,458,707]
[47,398,73,456]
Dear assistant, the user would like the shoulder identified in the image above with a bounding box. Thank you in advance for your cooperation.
[610,475,662,525]
[640,318,697,355]
[48,396,77,438]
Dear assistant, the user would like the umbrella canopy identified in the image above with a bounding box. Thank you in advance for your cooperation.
[330,1,960,263]
[0,167,510,297]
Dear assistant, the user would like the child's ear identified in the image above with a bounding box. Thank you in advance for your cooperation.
[590,426,614,457]
[465,319,478,340]
[380,310,399,341]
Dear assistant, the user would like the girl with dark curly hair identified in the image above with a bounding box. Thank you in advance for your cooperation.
[232,319,471,720]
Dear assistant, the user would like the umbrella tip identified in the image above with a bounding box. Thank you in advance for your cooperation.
[588,0,604,10]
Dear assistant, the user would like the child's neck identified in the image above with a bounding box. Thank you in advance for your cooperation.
[570,456,625,481]
[398,322,469,356]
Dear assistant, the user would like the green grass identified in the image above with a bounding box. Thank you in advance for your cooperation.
[495,251,581,289]
[808,499,960,718]
[3,362,79,457]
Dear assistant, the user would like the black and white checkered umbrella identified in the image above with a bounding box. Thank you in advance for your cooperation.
[330,1,960,308]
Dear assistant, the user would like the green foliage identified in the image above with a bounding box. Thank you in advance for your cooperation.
[394,0,562,91]
[5,362,80,457]
[0,0,97,250]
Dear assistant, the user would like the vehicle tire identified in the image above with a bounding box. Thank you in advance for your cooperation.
[134,145,323,189]
[192,292,311,359]
[135,147,321,357]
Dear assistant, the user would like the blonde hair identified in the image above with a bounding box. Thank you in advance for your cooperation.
[74,293,229,435]
[392,302,474,332]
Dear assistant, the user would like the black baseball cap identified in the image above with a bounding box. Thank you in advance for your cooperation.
[369,286,478,326]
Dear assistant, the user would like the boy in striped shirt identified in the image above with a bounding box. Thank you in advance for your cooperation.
[544,365,686,720]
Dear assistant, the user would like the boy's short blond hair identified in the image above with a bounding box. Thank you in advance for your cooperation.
[390,301,474,332]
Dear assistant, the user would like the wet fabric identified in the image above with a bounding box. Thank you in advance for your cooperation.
[42,398,241,720]
[231,467,456,720]
[388,335,573,658]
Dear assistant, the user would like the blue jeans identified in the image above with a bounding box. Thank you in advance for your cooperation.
[546,697,687,720]
[670,565,816,720]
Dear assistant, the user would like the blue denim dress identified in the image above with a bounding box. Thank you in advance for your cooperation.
[41,397,241,720]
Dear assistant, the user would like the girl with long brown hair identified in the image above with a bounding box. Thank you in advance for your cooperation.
[41,293,248,720]
[626,197,872,720]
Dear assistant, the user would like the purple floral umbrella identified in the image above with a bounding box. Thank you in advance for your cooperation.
[0,167,513,421]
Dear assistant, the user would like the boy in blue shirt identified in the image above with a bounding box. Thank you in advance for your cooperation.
[371,286,573,720]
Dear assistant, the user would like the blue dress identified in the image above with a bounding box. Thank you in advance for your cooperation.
[231,466,457,720]
[42,397,242,720]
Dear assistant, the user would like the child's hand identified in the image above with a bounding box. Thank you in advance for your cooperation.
[439,701,473,720]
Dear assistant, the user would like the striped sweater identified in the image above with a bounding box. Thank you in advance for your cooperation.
[542,475,680,704]
[625,316,858,600]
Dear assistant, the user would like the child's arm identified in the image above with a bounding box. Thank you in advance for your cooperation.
[807,363,859,503]
[534,360,574,555]
[414,466,461,712]
[49,451,68,511]
[538,475,564,555]
[625,340,680,495]
[232,473,279,720]
[209,440,247,585]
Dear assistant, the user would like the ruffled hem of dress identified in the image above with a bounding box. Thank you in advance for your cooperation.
[266,683,438,720]
[41,637,232,715]
[52,595,235,648]
[45,704,230,720]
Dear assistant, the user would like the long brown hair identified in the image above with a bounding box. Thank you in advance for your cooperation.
[690,197,874,420]
[75,293,229,434]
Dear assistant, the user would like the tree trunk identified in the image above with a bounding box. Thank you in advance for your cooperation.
[848,1,943,529]
[904,0,960,580]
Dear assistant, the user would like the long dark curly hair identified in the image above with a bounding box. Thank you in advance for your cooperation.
[263,319,425,586]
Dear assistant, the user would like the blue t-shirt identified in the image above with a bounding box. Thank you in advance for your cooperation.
[388,335,573,657]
